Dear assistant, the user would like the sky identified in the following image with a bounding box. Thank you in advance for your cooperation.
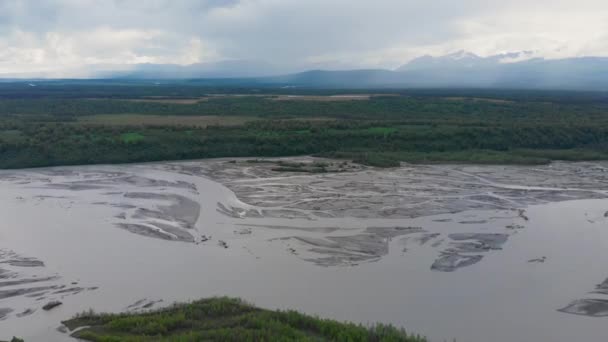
[0,0,607,76]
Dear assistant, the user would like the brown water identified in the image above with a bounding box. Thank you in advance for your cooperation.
[0,159,607,341]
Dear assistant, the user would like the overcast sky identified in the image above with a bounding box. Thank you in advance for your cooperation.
[1,0,607,75]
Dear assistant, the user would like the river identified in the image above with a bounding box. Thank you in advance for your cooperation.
[0,158,607,342]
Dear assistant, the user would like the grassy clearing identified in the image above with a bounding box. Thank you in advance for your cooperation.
[122,98,208,105]
[270,94,373,101]
[85,97,209,105]
[366,127,398,135]
[78,114,256,127]
[442,97,515,104]
[63,297,426,342]
[120,132,145,143]
[0,130,25,144]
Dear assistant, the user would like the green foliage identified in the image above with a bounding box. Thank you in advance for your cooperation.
[366,127,398,136]
[64,297,426,342]
[1,87,608,169]
[120,132,145,143]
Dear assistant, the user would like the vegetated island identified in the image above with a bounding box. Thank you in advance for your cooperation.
[61,297,426,342]
[1,83,608,169]
[0,338,24,342]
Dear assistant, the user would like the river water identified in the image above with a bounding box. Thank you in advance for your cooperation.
[0,159,607,342]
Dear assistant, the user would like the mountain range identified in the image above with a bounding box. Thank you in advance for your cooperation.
[6,51,608,90]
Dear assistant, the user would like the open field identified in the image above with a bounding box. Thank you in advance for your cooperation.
[269,94,397,101]
[442,96,515,104]
[78,114,257,127]
[122,97,208,104]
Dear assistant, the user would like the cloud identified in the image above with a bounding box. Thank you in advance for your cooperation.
[0,27,219,76]
[0,0,606,75]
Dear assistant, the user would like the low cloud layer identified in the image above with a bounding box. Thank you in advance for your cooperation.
[0,0,607,75]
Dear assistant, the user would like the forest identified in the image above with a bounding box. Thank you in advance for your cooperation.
[1,82,608,169]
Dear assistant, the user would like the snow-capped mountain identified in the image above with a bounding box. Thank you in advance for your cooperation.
[397,50,537,71]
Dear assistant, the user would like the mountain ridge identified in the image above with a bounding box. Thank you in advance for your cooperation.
[2,52,608,90]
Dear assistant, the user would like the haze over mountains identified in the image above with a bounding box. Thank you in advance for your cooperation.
[5,51,608,90]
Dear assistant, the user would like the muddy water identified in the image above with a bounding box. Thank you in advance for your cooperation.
[0,159,608,342]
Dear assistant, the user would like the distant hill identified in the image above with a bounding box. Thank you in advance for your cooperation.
[264,69,400,87]
[3,52,608,90]
[104,59,286,79]
[265,52,608,90]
